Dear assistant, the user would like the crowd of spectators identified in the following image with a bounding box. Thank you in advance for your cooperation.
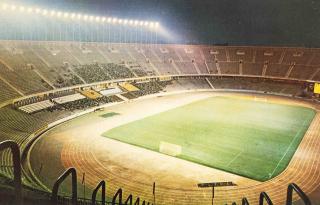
[53,65,83,88]
[101,63,135,79]
[122,81,172,99]
[73,64,111,83]
[73,63,135,84]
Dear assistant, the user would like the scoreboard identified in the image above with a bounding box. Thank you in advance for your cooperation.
[314,83,320,94]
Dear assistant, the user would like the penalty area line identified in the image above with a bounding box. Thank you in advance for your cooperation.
[227,150,243,167]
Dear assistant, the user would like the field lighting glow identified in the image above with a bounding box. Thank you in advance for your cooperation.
[0,3,160,28]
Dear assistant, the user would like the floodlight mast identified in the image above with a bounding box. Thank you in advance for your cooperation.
[0,2,162,44]
[197,182,237,205]
[0,3,160,29]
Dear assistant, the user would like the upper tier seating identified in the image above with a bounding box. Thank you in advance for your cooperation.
[265,64,290,77]
[255,48,284,63]
[282,49,314,65]
[242,62,264,76]
[0,41,319,104]
[228,47,254,62]
[219,62,239,74]
[101,63,135,79]
[289,65,319,80]
[73,64,111,83]
[0,67,51,95]
[0,79,20,103]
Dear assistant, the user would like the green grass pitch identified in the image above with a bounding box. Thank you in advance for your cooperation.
[102,97,316,181]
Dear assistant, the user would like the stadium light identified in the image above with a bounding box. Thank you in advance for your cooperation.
[1,3,8,10]
[42,9,48,16]
[19,6,25,12]
[27,7,33,13]
[50,10,56,16]
[1,2,161,30]
[11,4,16,11]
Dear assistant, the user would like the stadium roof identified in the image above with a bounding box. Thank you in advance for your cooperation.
[10,0,320,47]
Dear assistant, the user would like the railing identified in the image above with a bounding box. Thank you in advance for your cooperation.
[229,182,312,205]
[286,183,311,205]
[0,140,22,205]
[0,140,314,205]
[92,181,106,205]
[259,192,273,205]
[51,168,78,205]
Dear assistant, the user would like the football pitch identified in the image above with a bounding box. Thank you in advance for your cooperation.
[102,96,316,181]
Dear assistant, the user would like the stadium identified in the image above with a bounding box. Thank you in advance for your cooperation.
[0,0,319,205]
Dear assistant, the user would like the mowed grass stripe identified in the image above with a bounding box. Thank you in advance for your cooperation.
[103,97,316,181]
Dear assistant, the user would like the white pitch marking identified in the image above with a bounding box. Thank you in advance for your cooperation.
[227,150,244,167]
[269,116,310,178]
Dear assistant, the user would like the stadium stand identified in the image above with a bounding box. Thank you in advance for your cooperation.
[0,106,47,187]
[0,80,20,104]
[79,89,102,99]
[0,61,51,94]
[213,47,228,61]
[0,41,319,205]
[119,82,140,92]
[205,61,219,74]
[219,62,239,74]
[282,49,314,65]
[18,100,55,114]
[101,63,135,79]
[255,47,284,63]
[100,87,123,96]
[52,93,86,104]
[132,67,150,77]
[57,96,121,111]
[289,65,319,80]
[73,64,111,83]
[176,62,198,74]
[121,80,171,99]
[165,78,211,91]
[242,62,264,76]
[265,63,291,77]
[313,70,320,81]
[227,47,254,62]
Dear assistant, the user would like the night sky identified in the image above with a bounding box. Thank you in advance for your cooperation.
[14,0,320,47]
